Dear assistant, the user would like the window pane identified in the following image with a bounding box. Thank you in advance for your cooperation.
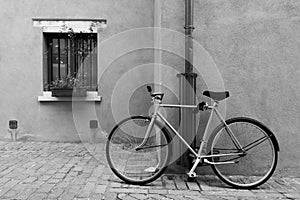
[59,39,67,78]
[92,39,97,90]
[67,39,71,75]
[52,38,59,80]
[46,33,97,91]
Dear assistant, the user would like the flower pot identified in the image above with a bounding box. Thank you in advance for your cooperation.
[51,88,87,97]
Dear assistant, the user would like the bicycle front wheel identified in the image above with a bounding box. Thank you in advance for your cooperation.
[208,117,279,189]
[106,116,171,185]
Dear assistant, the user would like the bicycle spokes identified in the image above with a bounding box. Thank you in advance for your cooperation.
[243,135,269,152]
[106,116,171,184]
[209,118,278,189]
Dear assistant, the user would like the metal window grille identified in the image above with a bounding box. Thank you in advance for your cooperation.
[45,33,97,90]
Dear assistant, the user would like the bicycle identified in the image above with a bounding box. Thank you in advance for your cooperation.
[106,86,279,189]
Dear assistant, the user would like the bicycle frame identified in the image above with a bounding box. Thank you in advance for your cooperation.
[135,99,246,176]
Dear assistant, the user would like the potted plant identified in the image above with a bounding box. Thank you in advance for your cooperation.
[47,75,87,97]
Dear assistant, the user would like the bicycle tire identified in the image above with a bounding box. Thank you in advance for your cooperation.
[207,117,279,189]
[106,116,172,185]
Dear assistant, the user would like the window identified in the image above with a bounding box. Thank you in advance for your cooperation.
[44,33,97,91]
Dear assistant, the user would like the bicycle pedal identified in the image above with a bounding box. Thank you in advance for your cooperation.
[144,167,159,173]
[187,171,197,181]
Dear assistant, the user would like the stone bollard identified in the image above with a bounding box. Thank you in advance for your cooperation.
[9,120,18,141]
[89,120,98,143]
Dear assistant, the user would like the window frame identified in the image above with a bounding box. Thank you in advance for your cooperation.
[33,19,106,101]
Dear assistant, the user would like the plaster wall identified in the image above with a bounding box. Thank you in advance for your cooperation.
[160,0,300,176]
[0,0,299,176]
[0,0,154,142]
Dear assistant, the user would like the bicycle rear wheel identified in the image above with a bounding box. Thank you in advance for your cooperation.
[106,116,171,185]
[208,117,279,189]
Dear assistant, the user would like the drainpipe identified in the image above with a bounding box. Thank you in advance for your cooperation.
[178,0,197,168]
[154,0,162,170]
[154,0,162,88]
[185,0,194,73]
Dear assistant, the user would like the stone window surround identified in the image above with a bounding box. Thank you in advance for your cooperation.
[33,18,106,102]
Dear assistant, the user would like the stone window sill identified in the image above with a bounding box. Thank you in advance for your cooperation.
[38,91,101,102]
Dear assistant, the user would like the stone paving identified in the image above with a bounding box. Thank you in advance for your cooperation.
[0,141,299,200]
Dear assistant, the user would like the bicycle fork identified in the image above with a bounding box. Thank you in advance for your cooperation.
[135,103,160,151]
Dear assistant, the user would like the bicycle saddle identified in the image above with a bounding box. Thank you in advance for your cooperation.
[203,90,230,101]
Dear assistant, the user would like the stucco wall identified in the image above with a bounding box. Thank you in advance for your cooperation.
[161,0,300,176]
[0,0,154,141]
[0,0,299,176]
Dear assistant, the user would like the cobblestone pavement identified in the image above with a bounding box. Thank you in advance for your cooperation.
[0,141,299,200]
